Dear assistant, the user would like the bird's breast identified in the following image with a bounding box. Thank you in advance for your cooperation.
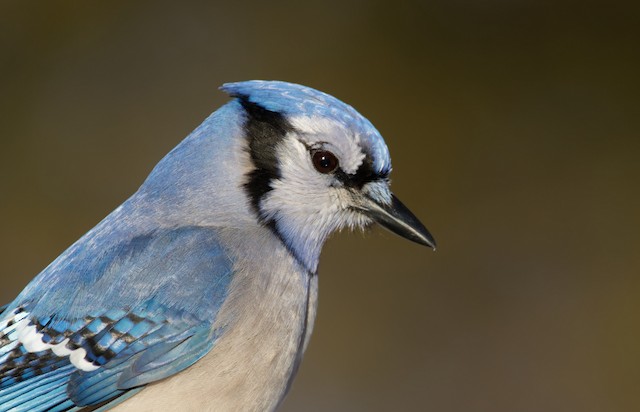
[111,226,318,412]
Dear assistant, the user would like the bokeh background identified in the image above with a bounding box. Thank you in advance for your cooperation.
[1,1,639,411]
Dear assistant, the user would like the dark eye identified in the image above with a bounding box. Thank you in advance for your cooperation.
[311,150,339,174]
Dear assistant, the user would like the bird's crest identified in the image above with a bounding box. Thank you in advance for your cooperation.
[221,80,392,176]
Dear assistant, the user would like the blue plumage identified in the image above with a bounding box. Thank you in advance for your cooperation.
[1,227,233,411]
[0,80,434,411]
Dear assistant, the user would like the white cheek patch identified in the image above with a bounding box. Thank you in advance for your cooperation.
[4,310,100,372]
[275,134,315,182]
[257,134,378,272]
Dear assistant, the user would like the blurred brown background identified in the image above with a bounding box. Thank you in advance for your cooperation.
[1,1,639,411]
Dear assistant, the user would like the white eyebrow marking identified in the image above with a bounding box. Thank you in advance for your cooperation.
[288,115,366,175]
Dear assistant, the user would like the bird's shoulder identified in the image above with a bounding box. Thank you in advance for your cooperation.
[17,225,235,317]
[0,225,236,411]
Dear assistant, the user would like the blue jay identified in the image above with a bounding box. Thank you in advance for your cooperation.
[0,81,435,411]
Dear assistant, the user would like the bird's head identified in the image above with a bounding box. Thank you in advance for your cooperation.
[221,81,435,272]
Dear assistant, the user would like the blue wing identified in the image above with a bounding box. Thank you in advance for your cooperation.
[0,226,234,411]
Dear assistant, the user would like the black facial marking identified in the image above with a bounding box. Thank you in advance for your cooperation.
[239,97,294,221]
[335,156,388,189]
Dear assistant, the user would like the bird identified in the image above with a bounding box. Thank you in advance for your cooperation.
[0,80,435,412]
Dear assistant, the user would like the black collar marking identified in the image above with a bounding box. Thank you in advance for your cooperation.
[239,98,318,274]
[240,97,294,220]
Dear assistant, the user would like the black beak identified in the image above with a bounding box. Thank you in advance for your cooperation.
[360,194,436,249]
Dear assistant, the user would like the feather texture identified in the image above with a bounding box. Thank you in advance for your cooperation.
[0,80,429,411]
[0,227,234,410]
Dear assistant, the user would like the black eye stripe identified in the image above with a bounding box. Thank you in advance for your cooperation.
[335,157,388,189]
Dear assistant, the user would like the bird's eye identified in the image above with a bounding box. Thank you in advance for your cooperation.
[311,150,339,174]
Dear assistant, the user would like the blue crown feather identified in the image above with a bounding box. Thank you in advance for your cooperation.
[221,80,392,175]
